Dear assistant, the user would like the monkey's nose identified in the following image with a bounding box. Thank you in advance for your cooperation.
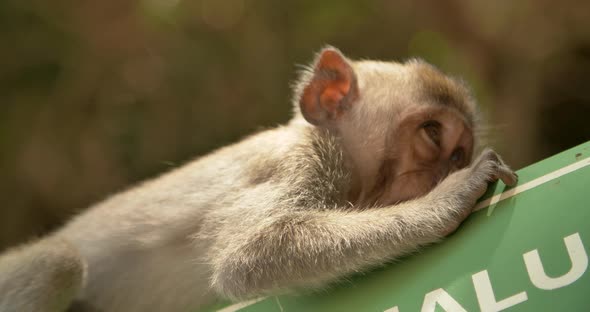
[438,164,451,180]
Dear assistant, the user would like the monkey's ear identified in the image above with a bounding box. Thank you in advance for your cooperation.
[299,47,358,126]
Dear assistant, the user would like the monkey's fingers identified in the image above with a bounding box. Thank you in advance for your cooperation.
[474,149,517,186]
[495,165,518,186]
[473,148,498,166]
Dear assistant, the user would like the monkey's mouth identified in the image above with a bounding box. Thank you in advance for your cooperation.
[375,171,441,207]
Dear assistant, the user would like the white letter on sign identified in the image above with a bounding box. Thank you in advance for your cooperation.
[421,288,466,312]
[472,270,527,312]
[524,232,588,290]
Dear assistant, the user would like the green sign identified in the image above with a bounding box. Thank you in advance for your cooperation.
[207,142,590,312]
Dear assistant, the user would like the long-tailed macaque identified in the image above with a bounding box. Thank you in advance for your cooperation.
[0,47,517,312]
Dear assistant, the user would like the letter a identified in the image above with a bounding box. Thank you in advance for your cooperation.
[421,288,466,312]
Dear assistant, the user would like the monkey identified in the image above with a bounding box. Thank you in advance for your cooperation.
[0,47,517,312]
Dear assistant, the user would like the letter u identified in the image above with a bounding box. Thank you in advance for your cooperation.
[523,232,588,290]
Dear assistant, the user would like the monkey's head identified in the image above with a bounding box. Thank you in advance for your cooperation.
[294,47,478,206]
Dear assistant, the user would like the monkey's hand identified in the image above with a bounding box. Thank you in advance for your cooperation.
[432,148,518,236]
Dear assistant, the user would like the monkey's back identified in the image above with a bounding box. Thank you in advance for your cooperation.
[56,123,313,312]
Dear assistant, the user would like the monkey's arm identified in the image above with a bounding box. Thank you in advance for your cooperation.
[0,238,85,312]
[210,149,516,299]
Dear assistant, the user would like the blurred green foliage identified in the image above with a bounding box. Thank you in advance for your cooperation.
[1,0,589,250]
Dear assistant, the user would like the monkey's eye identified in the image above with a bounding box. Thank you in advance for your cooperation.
[421,120,441,146]
[450,148,465,166]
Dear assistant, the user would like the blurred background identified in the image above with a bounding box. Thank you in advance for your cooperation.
[1,0,589,250]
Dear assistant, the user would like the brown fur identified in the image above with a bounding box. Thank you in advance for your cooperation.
[410,60,477,127]
[0,47,516,312]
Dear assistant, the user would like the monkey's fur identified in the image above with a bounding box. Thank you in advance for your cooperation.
[0,47,517,312]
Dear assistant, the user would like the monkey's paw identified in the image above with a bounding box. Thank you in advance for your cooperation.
[469,148,518,198]
[439,148,517,236]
